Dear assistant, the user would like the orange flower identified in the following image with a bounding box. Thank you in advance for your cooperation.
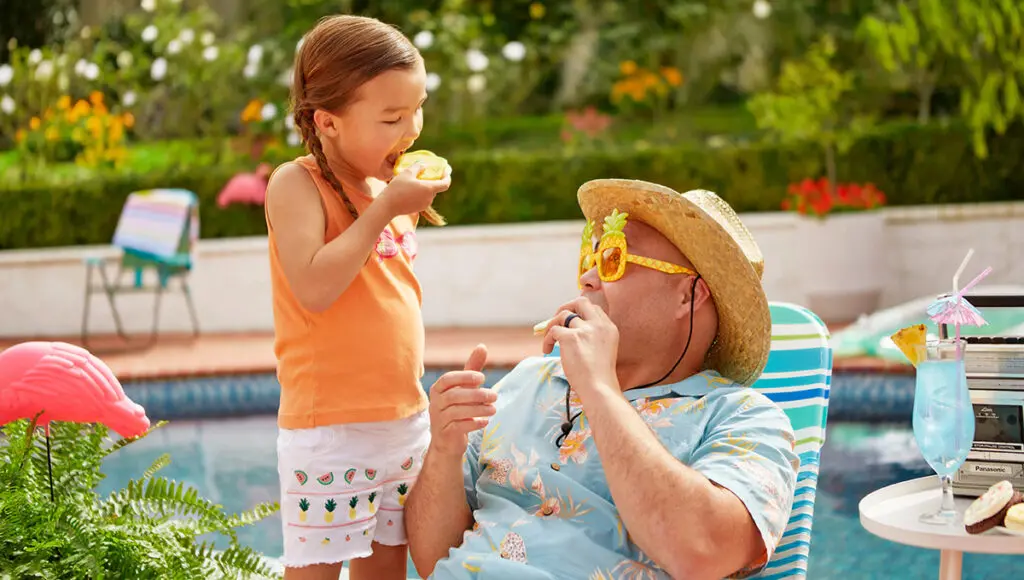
[619,60,637,76]
[89,91,104,106]
[57,95,71,109]
[15,129,26,143]
[529,2,545,19]
[122,112,135,128]
[661,67,683,87]
[241,99,263,123]
[73,100,90,116]
[29,117,41,130]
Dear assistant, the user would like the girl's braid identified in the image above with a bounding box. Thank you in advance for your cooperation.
[294,108,360,221]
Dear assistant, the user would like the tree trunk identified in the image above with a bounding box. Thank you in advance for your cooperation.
[918,79,934,123]
[554,1,603,108]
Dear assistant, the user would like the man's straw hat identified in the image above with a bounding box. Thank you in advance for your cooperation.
[577,178,771,386]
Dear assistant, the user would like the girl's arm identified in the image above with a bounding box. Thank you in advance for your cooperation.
[266,162,394,313]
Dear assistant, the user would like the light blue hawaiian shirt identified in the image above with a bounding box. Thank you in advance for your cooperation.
[428,356,799,580]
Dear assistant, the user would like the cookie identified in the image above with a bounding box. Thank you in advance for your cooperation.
[1004,503,1024,532]
[964,480,1023,534]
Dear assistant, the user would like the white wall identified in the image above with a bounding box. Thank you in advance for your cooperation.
[1,202,1022,338]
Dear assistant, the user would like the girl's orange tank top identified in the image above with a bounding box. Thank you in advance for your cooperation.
[266,155,427,429]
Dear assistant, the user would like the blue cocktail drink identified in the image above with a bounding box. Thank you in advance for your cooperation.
[912,340,975,525]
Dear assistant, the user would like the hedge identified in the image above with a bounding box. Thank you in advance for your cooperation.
[1,120,1022,250]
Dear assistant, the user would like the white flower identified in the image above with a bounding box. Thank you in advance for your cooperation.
[117,51,133,68]
[141,0,156,12]
[57,73,69,91]
[0,95,14,115]
[502,41,526,62]
[202,46,218,61]
[413,30,434,49]
[261,103,277,120]
[425,72,441,92]
[66,8,78,23]
[753,0,771,19]
[284,115,295,130]
[123,90,137,107]
[80,26,92,39]
[167,39,182,55]
[0,64,13,87]
[278,67,293,87]
[35,60,54,81]
[287,131,301,147]
[142,24,158,43]
[243,62,258,79]
[201,31,215,46]
[247,44,263,63]
[178,28,194,44]
[84,62,99,80]
[467,73,486,93]
[28,49,42,65]
[75,59,88,76]
[466,49,489,72]
[151,57,167,80]
[52,10,64,25]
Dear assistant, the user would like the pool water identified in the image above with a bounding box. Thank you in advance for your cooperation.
[99,418,1022,578]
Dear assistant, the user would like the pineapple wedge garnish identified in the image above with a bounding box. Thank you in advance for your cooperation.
[890,324,927,366]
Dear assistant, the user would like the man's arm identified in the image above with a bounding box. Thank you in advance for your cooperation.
[406,346,495,578]
[406,448,475,577]
[581,386,796,580]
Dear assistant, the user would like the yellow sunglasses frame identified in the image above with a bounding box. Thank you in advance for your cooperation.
[578,210,696,285]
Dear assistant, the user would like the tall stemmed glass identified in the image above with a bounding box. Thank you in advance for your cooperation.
[912,339,975,525]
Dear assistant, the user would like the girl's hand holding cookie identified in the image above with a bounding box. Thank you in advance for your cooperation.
[380,161,451,218]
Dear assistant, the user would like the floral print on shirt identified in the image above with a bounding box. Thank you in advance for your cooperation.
[444,356,798,580]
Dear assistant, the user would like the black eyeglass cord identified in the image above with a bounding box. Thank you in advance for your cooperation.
[556,275,701,448]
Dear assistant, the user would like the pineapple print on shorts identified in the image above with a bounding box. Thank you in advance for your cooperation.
[499,532,527,563]
[368,491,378,514]
[297,498,310,522]
[397,483,409,506]
[348,496,359,519]
[324,499,337,522]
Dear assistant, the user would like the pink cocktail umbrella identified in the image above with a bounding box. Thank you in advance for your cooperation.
[926,249,993,353]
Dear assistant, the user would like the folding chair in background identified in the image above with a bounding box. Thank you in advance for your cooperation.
[81,188,200,348]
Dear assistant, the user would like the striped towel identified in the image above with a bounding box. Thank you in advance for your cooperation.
[112,189,197,260]
[749,302,832,579]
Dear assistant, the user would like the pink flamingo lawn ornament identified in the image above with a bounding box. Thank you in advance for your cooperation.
[0,341,151,500]
[216,163,271,208]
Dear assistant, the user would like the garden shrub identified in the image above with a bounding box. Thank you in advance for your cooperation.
[0,120,1021,250]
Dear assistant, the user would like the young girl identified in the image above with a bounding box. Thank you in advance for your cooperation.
[264,14,451,580]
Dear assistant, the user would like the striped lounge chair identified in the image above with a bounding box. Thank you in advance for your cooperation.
[749,302,832,579]
[81,188,201,347]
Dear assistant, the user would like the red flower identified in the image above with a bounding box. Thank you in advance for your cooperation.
[781,177,887,217]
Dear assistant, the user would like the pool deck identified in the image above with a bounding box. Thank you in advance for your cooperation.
[0,326,911,381]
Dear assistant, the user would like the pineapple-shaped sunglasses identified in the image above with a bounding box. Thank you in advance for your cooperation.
[579,209,696,286]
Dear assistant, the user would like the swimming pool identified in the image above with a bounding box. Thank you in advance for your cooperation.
[99,374,1021,578]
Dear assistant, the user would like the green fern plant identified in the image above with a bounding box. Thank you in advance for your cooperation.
[0,417,281,579]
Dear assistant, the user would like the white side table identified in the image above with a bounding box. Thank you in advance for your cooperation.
[859,476,1024,580]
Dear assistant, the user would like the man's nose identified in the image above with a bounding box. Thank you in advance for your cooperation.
[579,265,601,290]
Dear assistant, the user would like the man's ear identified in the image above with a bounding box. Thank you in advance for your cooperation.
[693,276,712,310]
[313,109,339,138]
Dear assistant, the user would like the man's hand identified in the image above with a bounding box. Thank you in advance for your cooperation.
[541,297,620,394]
[427,344,497,458]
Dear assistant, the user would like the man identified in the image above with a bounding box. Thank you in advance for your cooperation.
[406,179,798,580]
